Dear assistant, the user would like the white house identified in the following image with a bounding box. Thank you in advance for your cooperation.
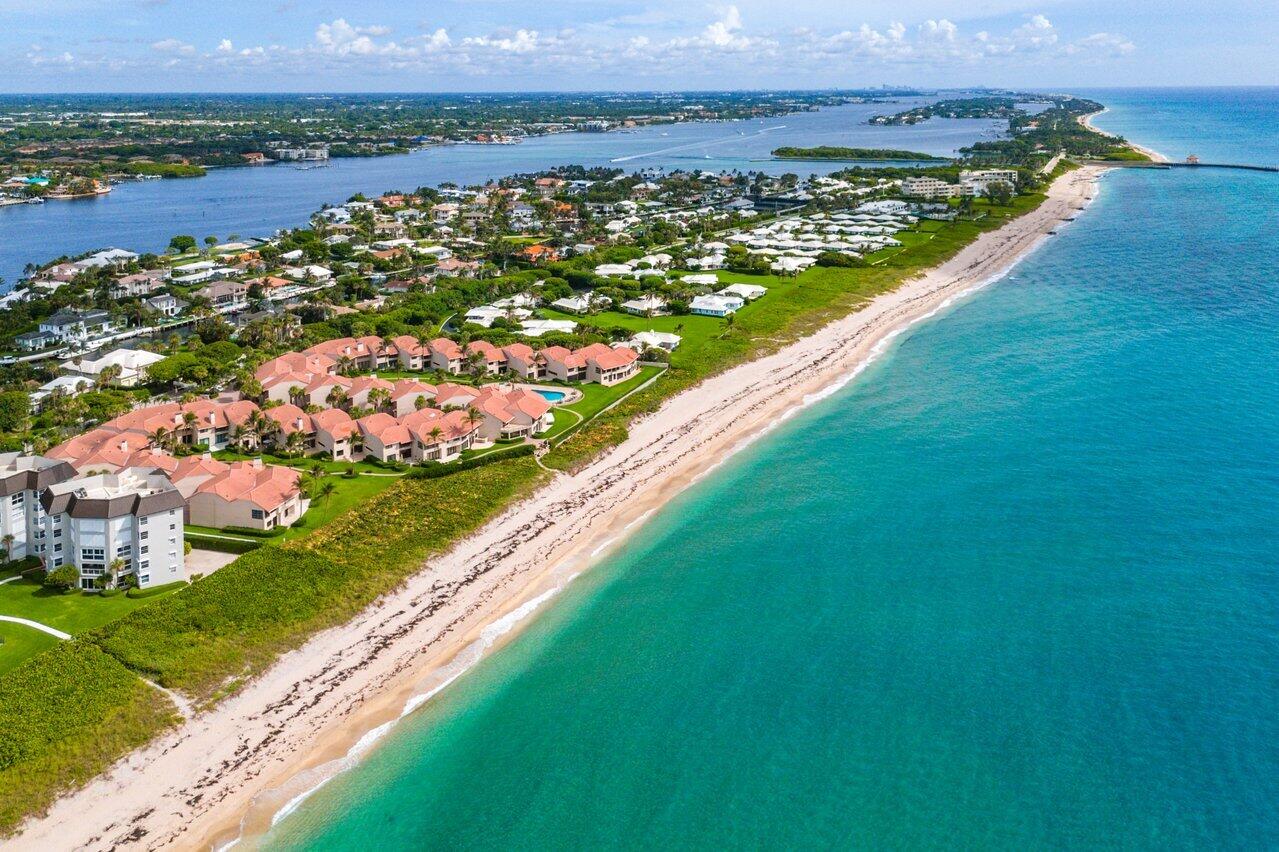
[628,331,682,352]
[61,348,165,387]
[718,283,767,301]
[621,295,668,316]
[689,294,744,317]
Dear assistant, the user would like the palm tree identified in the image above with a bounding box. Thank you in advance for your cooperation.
[414,394,428,411]
[96,363,123,389]
[285,429,305,457]
[317,480,337,507]
[466,407,484,431]
[100,557,125,591]
[149,426,172,452]
[289,385,306,407]
[326,386,349,410]
[0,533,14,564]
[368,387,390,412]
[336,355,354,376]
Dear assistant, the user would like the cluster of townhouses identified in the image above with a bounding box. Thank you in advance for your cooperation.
[265,334,642,388]
[1,453,186,591]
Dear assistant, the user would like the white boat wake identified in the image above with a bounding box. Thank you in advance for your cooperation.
[611,125,787,163]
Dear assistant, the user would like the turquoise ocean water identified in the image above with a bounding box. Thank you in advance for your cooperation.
[263,90,1279,849]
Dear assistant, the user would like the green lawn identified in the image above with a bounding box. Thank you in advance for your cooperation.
[540,307,726,364]
[0,578,183,636]
[541,366,661,440]
[0,622,60,677]
[212,449,404,476]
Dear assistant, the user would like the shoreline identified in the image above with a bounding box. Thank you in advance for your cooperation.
[9,165,1107,852]
[1079,108,1170,163]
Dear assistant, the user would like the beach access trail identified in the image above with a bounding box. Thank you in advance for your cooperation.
[11,165,1106,852]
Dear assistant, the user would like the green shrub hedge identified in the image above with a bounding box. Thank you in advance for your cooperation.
[184,534,262,555]
[407,444,535,480]
[220,525,287,539]
[126,581,187,600]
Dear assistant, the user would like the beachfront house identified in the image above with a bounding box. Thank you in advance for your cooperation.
[690,294,745,317]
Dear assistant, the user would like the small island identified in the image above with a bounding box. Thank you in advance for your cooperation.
[772,146,947,162]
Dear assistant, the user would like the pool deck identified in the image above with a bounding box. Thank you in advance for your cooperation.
[511,382,583,405]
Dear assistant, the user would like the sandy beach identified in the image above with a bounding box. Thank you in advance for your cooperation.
[1080,109,1170,163]
[10,164,1106,852]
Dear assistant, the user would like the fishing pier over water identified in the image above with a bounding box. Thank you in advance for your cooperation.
[1089,158,1279,174]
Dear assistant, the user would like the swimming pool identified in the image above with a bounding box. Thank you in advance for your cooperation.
[535,389,567,403]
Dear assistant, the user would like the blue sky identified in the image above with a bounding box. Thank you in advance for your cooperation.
[4,0,1276,92]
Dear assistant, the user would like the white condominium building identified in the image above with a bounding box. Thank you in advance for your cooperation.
[39,468,187,590]
[0,453,78,562]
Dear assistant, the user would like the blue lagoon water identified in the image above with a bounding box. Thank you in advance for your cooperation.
[0,99,1003,287]
[262,154,1279,848]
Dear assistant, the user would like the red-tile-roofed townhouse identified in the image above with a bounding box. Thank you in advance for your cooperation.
[392,335,431,371]
[347,375,396,411]
[389,379,437,417]
[301,374,354,409]
[311,408,360,460]
[48,428,146,473]
[428,338,465,374]
[502,343,544,380]
[401,409,478,463]
[185,459,303,530]
[263,404,317,454]
[304,336,397,373]
[468,388,552,441]
[255,351,337,383]
[168,453,232,498]
[541,345,589,383]
[581,343,640,386]
[356,412,413,462]
[433,382,481,410]
[465,340,507,376]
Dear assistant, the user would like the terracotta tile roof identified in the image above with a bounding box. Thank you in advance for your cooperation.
[430,338,463,359]
[586,344,639,371]
[255,351,336,381]
[311,408,359,439]
[357,412,411,446]
[195,460,300,512]
[391,334,430,356]
[401,408,479,443]
[264,404,314,435]
[502,343,535,361]
[466,340,505,363]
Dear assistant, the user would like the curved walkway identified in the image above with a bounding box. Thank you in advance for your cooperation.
[0,615,70,640]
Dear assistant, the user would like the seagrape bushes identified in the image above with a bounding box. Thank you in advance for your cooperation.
[93,548,350,698]
[297,455,546,572]
[0,643,178,834]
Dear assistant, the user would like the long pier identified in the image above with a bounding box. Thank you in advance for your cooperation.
[1087,159,1279,173]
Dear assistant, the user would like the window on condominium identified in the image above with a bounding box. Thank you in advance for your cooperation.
[81,547,105,561]
[9,493,23,505]
[140,530,148,540]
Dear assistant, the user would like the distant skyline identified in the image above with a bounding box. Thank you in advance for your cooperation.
[3,0,1276,92]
